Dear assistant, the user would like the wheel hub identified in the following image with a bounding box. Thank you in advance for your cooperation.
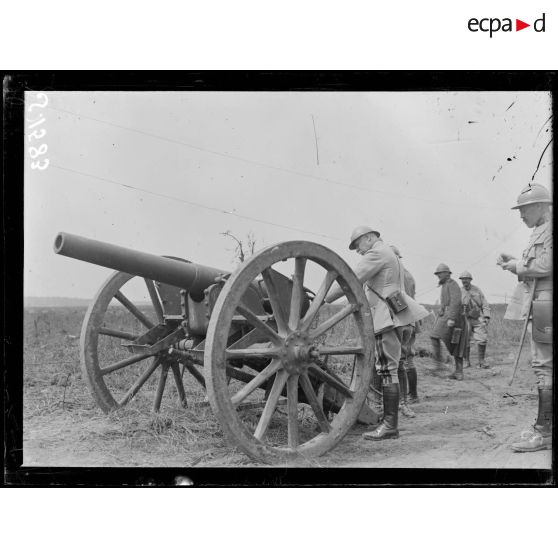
[280,331,319,374]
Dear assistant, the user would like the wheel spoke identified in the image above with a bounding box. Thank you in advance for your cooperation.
[227,327,269,350]
[309,304,358,340]
[144,279,164,323]
[231,359,282,407]
[153,362,169,412]
[183,362,206,388]
[316,345,364,356]
[288,257,307,331]
[100,353,152,376]
[254,370,288,440]
[226,366,257,384]
[98,327,137,341]
[114,290,155,329]
[299,270,338,331]
[170,362,187,407]
[299,373,331,433]
[117,357,162,406]
[261,269,288,335]
[308,363,354,399]
[236,303,282,345]
[226,347,279,359]
[287,375,300,448]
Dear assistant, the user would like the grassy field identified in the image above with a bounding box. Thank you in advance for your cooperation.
[23,302,541,469]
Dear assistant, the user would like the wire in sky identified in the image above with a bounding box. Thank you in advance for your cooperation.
[51,162,522,273]
[47,104,509,212]
[50,164,346,242]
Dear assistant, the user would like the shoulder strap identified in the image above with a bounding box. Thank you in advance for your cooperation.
[368,257,405,301]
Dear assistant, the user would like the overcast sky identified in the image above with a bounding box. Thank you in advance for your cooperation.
[24,90,552,303]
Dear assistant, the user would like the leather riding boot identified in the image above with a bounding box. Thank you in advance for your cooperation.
[512,388,552,452]
[370,371,384,413]
[407,367,419,403]
[464,346,471,368]
[398,365,416,418]
[363,383,399,440]
[449,357,464,380]
[477,344,490,369]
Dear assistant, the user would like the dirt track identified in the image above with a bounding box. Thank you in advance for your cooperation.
[23,338,551,471]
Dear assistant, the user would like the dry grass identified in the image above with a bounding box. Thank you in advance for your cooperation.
[23,303,524,466]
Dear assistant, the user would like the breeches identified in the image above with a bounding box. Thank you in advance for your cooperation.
[528,322,553,387]
[375,327,404,382]
[399,325,416,368]
[467,319,488,345]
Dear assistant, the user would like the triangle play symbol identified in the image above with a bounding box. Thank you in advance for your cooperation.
[516,19,530,31]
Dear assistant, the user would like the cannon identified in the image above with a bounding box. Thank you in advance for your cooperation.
[54,232,378,463]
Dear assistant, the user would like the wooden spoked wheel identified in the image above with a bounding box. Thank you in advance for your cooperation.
[205,241,374,463]
[80,271,197,413]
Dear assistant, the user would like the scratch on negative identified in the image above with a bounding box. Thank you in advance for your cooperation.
[311,114,319,166]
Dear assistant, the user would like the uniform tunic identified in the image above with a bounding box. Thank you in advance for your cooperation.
[461,284,490,345]
[403,268,416,299]
[400,264,418,368]
[353,241,429,335]
[346,240,429,378]
[430,277,469,357]
[504,219,552,386]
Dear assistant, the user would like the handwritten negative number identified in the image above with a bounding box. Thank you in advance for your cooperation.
[27,92,49,112]
[28,92,50,170]
[30,159,50,170]
[29,144,48,158]
[28,129,46,141]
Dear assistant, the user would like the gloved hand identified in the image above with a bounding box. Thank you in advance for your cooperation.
[447,319,455,327]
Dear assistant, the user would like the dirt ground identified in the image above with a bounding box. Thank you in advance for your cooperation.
[22,306,552,472]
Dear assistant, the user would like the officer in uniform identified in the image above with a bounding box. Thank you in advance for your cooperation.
[430,264,469,380]
[459,271,491,368]
[498,183,552,452]
[325,226,429,440]
[391,245,419,415]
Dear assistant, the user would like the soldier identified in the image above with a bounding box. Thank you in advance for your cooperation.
[430,264,469,380]
[498,183,552,453]
[391,245,419,415]
[459,271,491,369]
[325,226,429,440]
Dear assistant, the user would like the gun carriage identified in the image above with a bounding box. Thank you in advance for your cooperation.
[54,233,377,463]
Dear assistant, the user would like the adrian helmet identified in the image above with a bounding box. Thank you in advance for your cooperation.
[349,225,380,250]
[434,263,451,275]
[459,270,473,280]
[511,183,552,209]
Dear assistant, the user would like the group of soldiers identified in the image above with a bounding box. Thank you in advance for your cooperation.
[326,182,552,453]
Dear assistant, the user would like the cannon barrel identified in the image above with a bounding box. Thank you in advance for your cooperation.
[54,232,228,298]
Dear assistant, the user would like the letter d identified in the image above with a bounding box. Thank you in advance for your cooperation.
[534,13,545,32]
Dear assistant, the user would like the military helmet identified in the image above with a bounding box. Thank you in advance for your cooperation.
[511,183,552,209]
[349,225,380,250]
[459,270,473,280]
[434,263,451,275]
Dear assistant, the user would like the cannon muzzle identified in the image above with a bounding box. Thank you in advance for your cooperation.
[54,232,228,298]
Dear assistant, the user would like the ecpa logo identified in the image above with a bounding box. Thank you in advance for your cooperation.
[468,13,546,37]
